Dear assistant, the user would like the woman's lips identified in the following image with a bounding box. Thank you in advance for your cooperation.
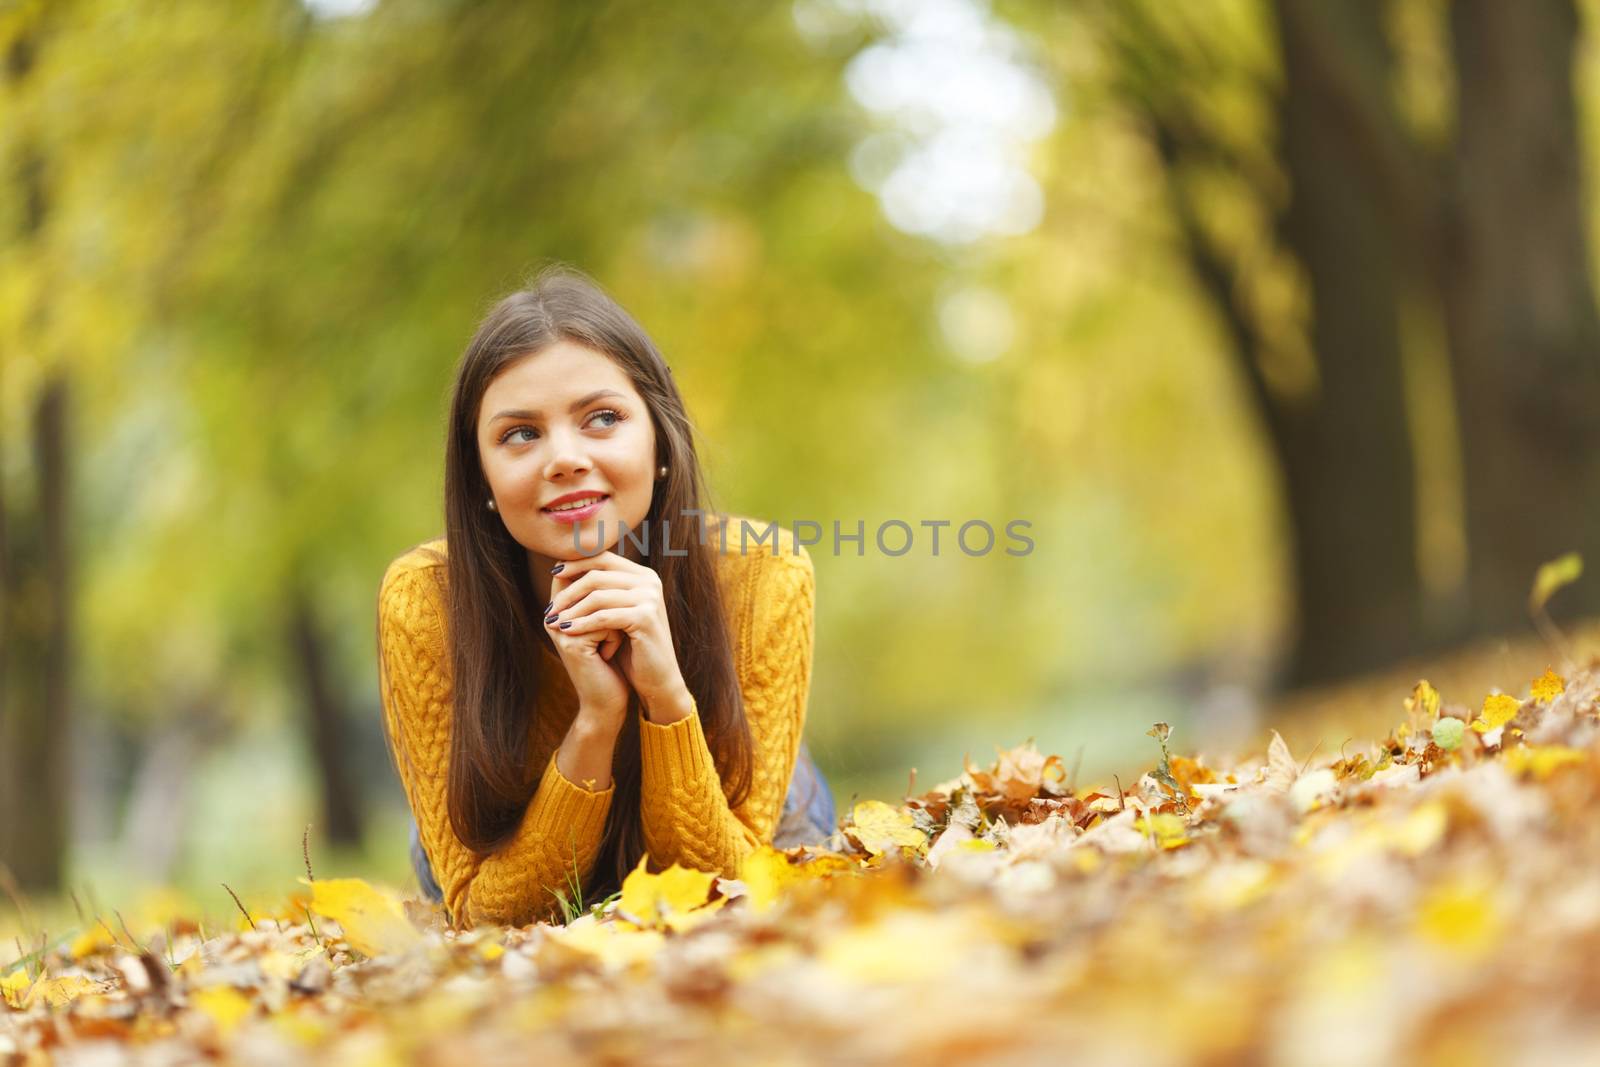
[542,495,609,522]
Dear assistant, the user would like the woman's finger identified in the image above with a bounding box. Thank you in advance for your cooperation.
[556,606,649,636]
[545,609,610,648]
[545,569,635,617]
[547,550,621,583]
[552,587,645,627]
[550,549,657,584]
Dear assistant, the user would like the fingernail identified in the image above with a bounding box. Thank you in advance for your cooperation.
[544,613,557,625]
[550,563,565,575]
[558,621,572,630]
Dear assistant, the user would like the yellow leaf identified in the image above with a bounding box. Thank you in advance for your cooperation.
[616,854,721,931]
[1531,669,1566,704]
[1385,801,1450,857]
[795,853,859,877]
[69,924,117,960]
[1192,860,1273,912]
[27,974,97,1009]
[554,913,666,965]
[1471,693,1521,734]
[818,906,996,983]
[189,985,253,1037]
[1,968,30,1008]
[253,890,313,927]
[303,878,422,958]
[1530,552,1583,613]
[273,1007,332,1047]
[1504,745,1587,780]
[1133,812,1191,849]
[845,800,928,857]
[739,846,804,913]
[1416,879,1501,957]
[1405,680,1441,721]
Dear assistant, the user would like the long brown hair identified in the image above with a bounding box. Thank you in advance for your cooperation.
[433,264,752,906]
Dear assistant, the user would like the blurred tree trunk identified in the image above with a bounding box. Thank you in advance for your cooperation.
[1099,1,1428,686]
[1,377,73,892]
[1270,0,1424,685]
[1096,0,1600,687]
[0,372,7,878]
[289,586,366,847]
[0,22,71,894]
[1440,0,1600,633]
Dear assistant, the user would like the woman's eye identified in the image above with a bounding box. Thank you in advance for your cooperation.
[500,409,621,445]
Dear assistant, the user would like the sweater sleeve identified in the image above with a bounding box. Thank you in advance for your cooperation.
[376,562,614,929]
[636,543,815,876]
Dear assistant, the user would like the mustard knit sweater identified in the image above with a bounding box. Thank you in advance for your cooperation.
[375,517,815,929]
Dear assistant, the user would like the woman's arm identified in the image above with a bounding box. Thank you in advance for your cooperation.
[636,544,816,875]
[377,563,614,929]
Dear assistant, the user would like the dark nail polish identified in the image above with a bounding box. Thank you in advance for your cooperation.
[544,613,557,625]
[550,563,565,575]
[558,621,572,630]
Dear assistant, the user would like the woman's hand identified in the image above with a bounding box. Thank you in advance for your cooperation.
[544,551,693,722]
[542,570,631,728]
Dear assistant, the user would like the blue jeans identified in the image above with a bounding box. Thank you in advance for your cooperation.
[409,741,836,904]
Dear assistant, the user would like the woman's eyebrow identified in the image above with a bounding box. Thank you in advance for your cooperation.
[489,388,627,423]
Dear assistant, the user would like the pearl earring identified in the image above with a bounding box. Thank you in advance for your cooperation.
[486,499,497,512]
[657,466,668,479]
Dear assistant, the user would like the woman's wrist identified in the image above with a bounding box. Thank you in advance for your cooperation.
[558,712,622,792]
[640,681,695,726]
[573,701,628,735]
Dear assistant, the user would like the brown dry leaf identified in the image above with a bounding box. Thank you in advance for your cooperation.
[12,665,1600,1065]
[963,741,1067,803]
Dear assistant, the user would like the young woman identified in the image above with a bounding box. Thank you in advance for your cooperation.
[375,266,835,930]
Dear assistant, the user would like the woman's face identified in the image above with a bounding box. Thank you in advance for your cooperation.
[477,340,658,575]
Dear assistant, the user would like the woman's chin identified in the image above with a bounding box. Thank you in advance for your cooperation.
[536,509,649,560]
[543,528,616,560]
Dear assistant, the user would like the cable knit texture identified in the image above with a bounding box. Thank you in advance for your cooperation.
[376,516,815,929]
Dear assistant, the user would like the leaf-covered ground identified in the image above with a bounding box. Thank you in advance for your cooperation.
[6,664,1600,1066]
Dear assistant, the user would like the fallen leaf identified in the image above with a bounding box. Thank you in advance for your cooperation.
[1531,669,1566,704]
[845,800,928,857]
[616,854,723,931]
[189,985,253,1037]
[303,878,423,958]
[1263,730,1298,792]
[1,968,31,1008]
[1472,693,1521,734]
[1503,745,1587,780]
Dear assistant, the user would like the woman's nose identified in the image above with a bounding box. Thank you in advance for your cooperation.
[541,430,591,480]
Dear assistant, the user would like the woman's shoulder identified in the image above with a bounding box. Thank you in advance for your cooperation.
[706,514,815,605]
[378,537,449,638]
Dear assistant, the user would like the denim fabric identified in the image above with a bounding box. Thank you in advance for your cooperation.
[409,742,836,903]
[410,813,445,905]
[771,740,838,849]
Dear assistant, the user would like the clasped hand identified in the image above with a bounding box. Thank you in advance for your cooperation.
[542,550,689,724]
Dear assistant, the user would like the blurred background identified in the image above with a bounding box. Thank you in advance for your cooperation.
[2,0,1598,921]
